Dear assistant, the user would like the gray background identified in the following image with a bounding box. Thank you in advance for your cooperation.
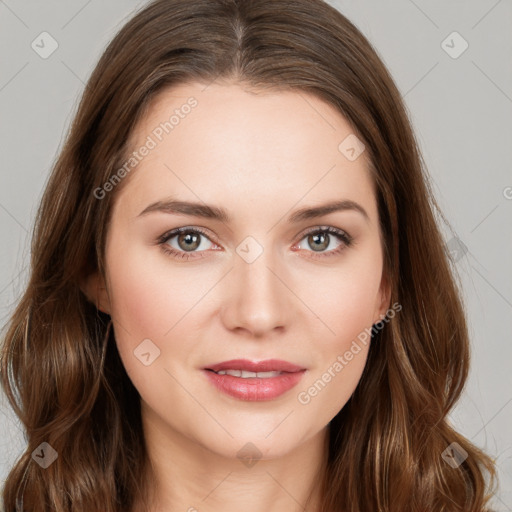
[0,0,511,509]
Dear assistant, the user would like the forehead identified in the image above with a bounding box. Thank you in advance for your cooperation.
[115,81,377,223]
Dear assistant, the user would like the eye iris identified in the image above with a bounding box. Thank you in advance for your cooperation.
[308,232,329,251]
[178,232,201,251]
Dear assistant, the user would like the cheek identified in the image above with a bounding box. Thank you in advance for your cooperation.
[311,282,373,384]
[297,257,380,413]
[296,280,374,420]
[307,259,382,347]
[106,244,208,339]
[104,243,219,381]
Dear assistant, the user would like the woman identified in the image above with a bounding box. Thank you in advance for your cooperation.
[0,0,497,510]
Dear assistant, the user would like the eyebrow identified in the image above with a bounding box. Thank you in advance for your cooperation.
[138,198,370,224]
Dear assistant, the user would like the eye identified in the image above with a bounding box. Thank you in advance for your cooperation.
[293,226,353,259]
[158,227,218,261]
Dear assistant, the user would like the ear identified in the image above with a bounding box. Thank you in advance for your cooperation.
[79,270,111,314]
[373,272,391,325]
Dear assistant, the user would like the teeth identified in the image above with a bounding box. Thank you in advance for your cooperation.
[215,369,283,378]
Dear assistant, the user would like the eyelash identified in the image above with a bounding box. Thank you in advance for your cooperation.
[157,225,354,261]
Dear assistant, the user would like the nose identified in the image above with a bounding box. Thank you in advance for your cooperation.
[219,244,293,337]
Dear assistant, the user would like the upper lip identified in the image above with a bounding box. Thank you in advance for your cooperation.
[204,359,305,373]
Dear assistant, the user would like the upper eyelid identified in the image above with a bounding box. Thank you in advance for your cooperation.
[159,226,218,246]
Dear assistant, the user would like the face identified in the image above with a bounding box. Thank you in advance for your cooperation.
[89,81,390,460]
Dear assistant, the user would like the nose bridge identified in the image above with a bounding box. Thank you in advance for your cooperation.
[222,235,291,335]
[238,244,276,295]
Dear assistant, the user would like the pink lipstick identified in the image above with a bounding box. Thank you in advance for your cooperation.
[203,359,306,401]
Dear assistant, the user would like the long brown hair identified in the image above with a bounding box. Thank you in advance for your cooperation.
[0,0,497,510]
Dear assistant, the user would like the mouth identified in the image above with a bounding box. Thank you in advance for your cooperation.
[202,359,306,401]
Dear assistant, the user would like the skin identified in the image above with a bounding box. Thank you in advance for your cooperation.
[83,81,390,512]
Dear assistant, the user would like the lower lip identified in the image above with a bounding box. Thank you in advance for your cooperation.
[203,369,306,401]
